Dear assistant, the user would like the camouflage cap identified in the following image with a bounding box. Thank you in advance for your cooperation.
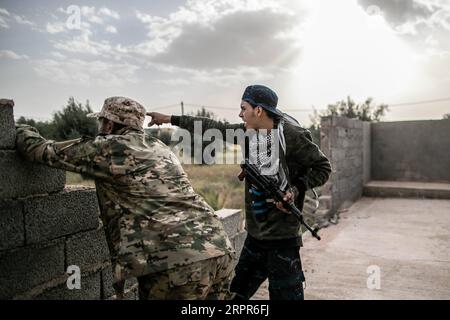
[87,97,146,129]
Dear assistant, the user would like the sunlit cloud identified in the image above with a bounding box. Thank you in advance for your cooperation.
[0,0,449,123]
[0,49,29,60]
[33,58,139,87]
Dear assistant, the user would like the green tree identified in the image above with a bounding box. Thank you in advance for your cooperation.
[307,109,322,145]
[308,96,389,144]
[328,97,388,121]
[16,116,57,139]
[189,107,216,121]
[16,97,98,140]
[52,97,97,140]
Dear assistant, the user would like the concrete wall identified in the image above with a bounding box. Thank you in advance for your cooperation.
[0,99,115,300]
[0,99,245,299]
[371,119,450,182]
[215,209,246,262]
[363,122,371,184]
[320,116,370,214]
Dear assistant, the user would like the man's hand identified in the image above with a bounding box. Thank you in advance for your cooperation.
[146,112,171,127]
[275,190,294,214]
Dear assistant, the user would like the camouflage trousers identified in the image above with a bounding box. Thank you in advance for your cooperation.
[230,237,305,300]
[136,253,235,300]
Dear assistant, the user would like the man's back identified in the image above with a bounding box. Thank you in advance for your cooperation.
[16,95,236,299]
[92,129,234,279]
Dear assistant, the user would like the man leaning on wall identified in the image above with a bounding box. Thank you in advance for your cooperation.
[15,96,235,300]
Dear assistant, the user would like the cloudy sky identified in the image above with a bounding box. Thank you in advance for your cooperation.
[0,0,449,125]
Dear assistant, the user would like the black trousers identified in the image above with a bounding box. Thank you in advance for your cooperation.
[230,236,305,300]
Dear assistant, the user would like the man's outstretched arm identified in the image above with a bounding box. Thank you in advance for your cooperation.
[147,112,244,142]
[16,124,111,179]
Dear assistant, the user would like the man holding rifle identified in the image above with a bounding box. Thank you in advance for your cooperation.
[148,85,331,300]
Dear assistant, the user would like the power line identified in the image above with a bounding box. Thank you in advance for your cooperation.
[283,108,325,112]
[388,97,450,107]
[184,103,235,110]
[151,103,180,110]
[161,96,450,112]
[184,103,318,112]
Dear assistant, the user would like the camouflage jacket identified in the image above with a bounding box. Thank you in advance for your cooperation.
[171,115,332,243]
[16,125,234,281]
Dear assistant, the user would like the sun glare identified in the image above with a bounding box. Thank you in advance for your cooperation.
[287,0,419,109]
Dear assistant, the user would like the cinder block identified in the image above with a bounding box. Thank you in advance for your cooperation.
[0,99,15,149]
[101,265,115,299]
[66,228,110,270]
[0,199,24,251]
[352,120,363,129]
[215,209,243,238]
[320,133,330,148]
[231,230,247,258]
[363,182,450,199]
[337,127,348,138]
[320,116,332,126]
[317,195,332,211]
[0,239,65,299]
[315,209,330,218]
[332,116,350,128]
[36,271,101,300]
[0,150,65,199]
[24,187,99,244]
[331,148,345,160]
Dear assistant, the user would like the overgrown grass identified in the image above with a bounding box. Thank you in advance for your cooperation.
[183,164,245,210]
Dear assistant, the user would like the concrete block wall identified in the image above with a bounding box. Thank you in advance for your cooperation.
[371,119,450,182]
[0,99,114,300]
[320,116,370,214]
[215,209,247,261]
[363,122,371,184]
[0,99,15,149]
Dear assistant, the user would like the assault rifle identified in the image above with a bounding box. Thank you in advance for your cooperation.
[238,160,321,240]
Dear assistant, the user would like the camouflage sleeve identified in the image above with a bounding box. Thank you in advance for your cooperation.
[15,124,111,179]
[171,115,245,144]
[292,130,332,190]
